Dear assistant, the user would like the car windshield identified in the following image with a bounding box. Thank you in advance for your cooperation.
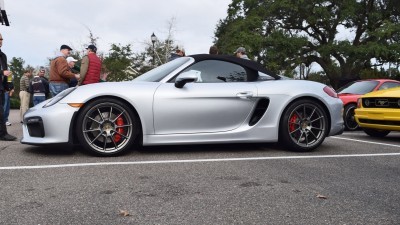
[337,80,379,95]
[133,57,191,82]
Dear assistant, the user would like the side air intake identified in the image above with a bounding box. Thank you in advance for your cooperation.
[249,98,270,126]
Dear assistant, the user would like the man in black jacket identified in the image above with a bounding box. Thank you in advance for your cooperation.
[0,33,17,141]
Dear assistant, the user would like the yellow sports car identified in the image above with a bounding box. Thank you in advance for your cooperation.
[355,86,400,137]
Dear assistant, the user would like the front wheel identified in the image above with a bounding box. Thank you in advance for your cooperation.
[279,99,329,151]
[362,128,390,138]
[76,98,140,156]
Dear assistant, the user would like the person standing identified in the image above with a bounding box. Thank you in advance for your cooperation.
[66,56,79,87]
[19,69,32,123]
[168,46,185,62]
[234,47,250,60]
[38,67,50,99]
[49,45,80,96]
[0,32,17,141]
[29,70,49,106]
[209,45,219,55]
[3,74,14,126]
[78,45,101,86]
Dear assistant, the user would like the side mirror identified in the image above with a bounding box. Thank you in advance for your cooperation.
[174,70,201,88]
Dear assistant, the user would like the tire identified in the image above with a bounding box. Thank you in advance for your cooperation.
[279,99,329,151]
[76,98,140,156]
[343,104,359,131]
[362,128,390,138]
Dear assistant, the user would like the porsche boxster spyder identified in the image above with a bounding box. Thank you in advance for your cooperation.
[22,54,344,156]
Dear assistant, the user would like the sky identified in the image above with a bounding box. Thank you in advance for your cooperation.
[0,0,232,67]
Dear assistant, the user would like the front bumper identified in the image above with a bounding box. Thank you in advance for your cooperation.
[355,108,400,131]
[21,103,80,145]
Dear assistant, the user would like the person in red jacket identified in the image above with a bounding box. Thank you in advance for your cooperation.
[78,44,102,85]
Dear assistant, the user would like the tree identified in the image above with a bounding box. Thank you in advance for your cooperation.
[8,57,25,97]
[102,44,135,81]
[115,17,181,78]
[215,0,400,88]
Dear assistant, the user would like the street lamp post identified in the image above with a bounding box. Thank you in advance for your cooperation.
[151,32,157,65]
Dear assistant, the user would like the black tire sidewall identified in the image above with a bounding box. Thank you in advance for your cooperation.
[344,104,358,131]
[363,128,390,137]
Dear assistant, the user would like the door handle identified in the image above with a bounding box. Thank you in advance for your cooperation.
[236,91,253,99]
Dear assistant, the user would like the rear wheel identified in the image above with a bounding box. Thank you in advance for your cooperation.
[76,98,139,156]
[362,128,390,138]
[343,104,359,131]
[279,99,329,151]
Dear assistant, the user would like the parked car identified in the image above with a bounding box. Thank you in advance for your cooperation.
[355,86,400,137]
[337,79,400,131]
[21,54,344,156]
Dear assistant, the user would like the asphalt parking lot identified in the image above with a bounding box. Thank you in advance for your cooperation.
[1,109,399,224]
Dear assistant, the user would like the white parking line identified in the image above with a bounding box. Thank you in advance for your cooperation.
[330,136,400,148]
[1,152,400,170]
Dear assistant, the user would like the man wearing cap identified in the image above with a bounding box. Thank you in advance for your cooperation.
[0,32,17,141]
[168,46,185,62]
[49,45,80,97]
[78,44,102,86]
[66,56,79,87]
[235,47,250,60]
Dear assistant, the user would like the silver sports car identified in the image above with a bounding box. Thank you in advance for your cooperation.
[22,54,344,156]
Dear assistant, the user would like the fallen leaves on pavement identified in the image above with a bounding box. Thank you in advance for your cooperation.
[316,194,328,199]
[119,209,131,217]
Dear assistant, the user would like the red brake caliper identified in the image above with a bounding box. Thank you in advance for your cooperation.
[289,114,298,133]
[114,117,125,142]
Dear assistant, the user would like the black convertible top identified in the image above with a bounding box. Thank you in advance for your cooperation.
[189,54,281,80]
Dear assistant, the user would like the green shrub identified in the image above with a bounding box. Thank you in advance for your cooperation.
[10,97,20,109]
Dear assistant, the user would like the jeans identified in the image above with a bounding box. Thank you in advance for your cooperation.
[0,91,6,136]
[50,82,69,97]
[33,95,46,106]
[3,91,10,122]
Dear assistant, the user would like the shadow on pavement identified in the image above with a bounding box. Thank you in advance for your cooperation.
[137,142,283,155]
[23,144,86,156]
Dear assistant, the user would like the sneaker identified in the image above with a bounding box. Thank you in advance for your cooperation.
[5,121,11,126]
[0,134,17,141]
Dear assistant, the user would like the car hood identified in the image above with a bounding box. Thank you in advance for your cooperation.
[361,86,400,98]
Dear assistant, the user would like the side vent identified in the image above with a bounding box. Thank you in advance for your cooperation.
[249,98,270,126]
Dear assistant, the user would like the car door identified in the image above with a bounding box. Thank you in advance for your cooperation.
[153,60,258,134]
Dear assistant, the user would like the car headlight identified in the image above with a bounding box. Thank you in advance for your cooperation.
[43,87,76,108]
[357,98,362,108]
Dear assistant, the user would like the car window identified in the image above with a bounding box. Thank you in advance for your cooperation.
[257,72,275,81]
[378,82,400,90]
[337,80,379,94]
[133,57,191,82]
[180,60,248,83]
